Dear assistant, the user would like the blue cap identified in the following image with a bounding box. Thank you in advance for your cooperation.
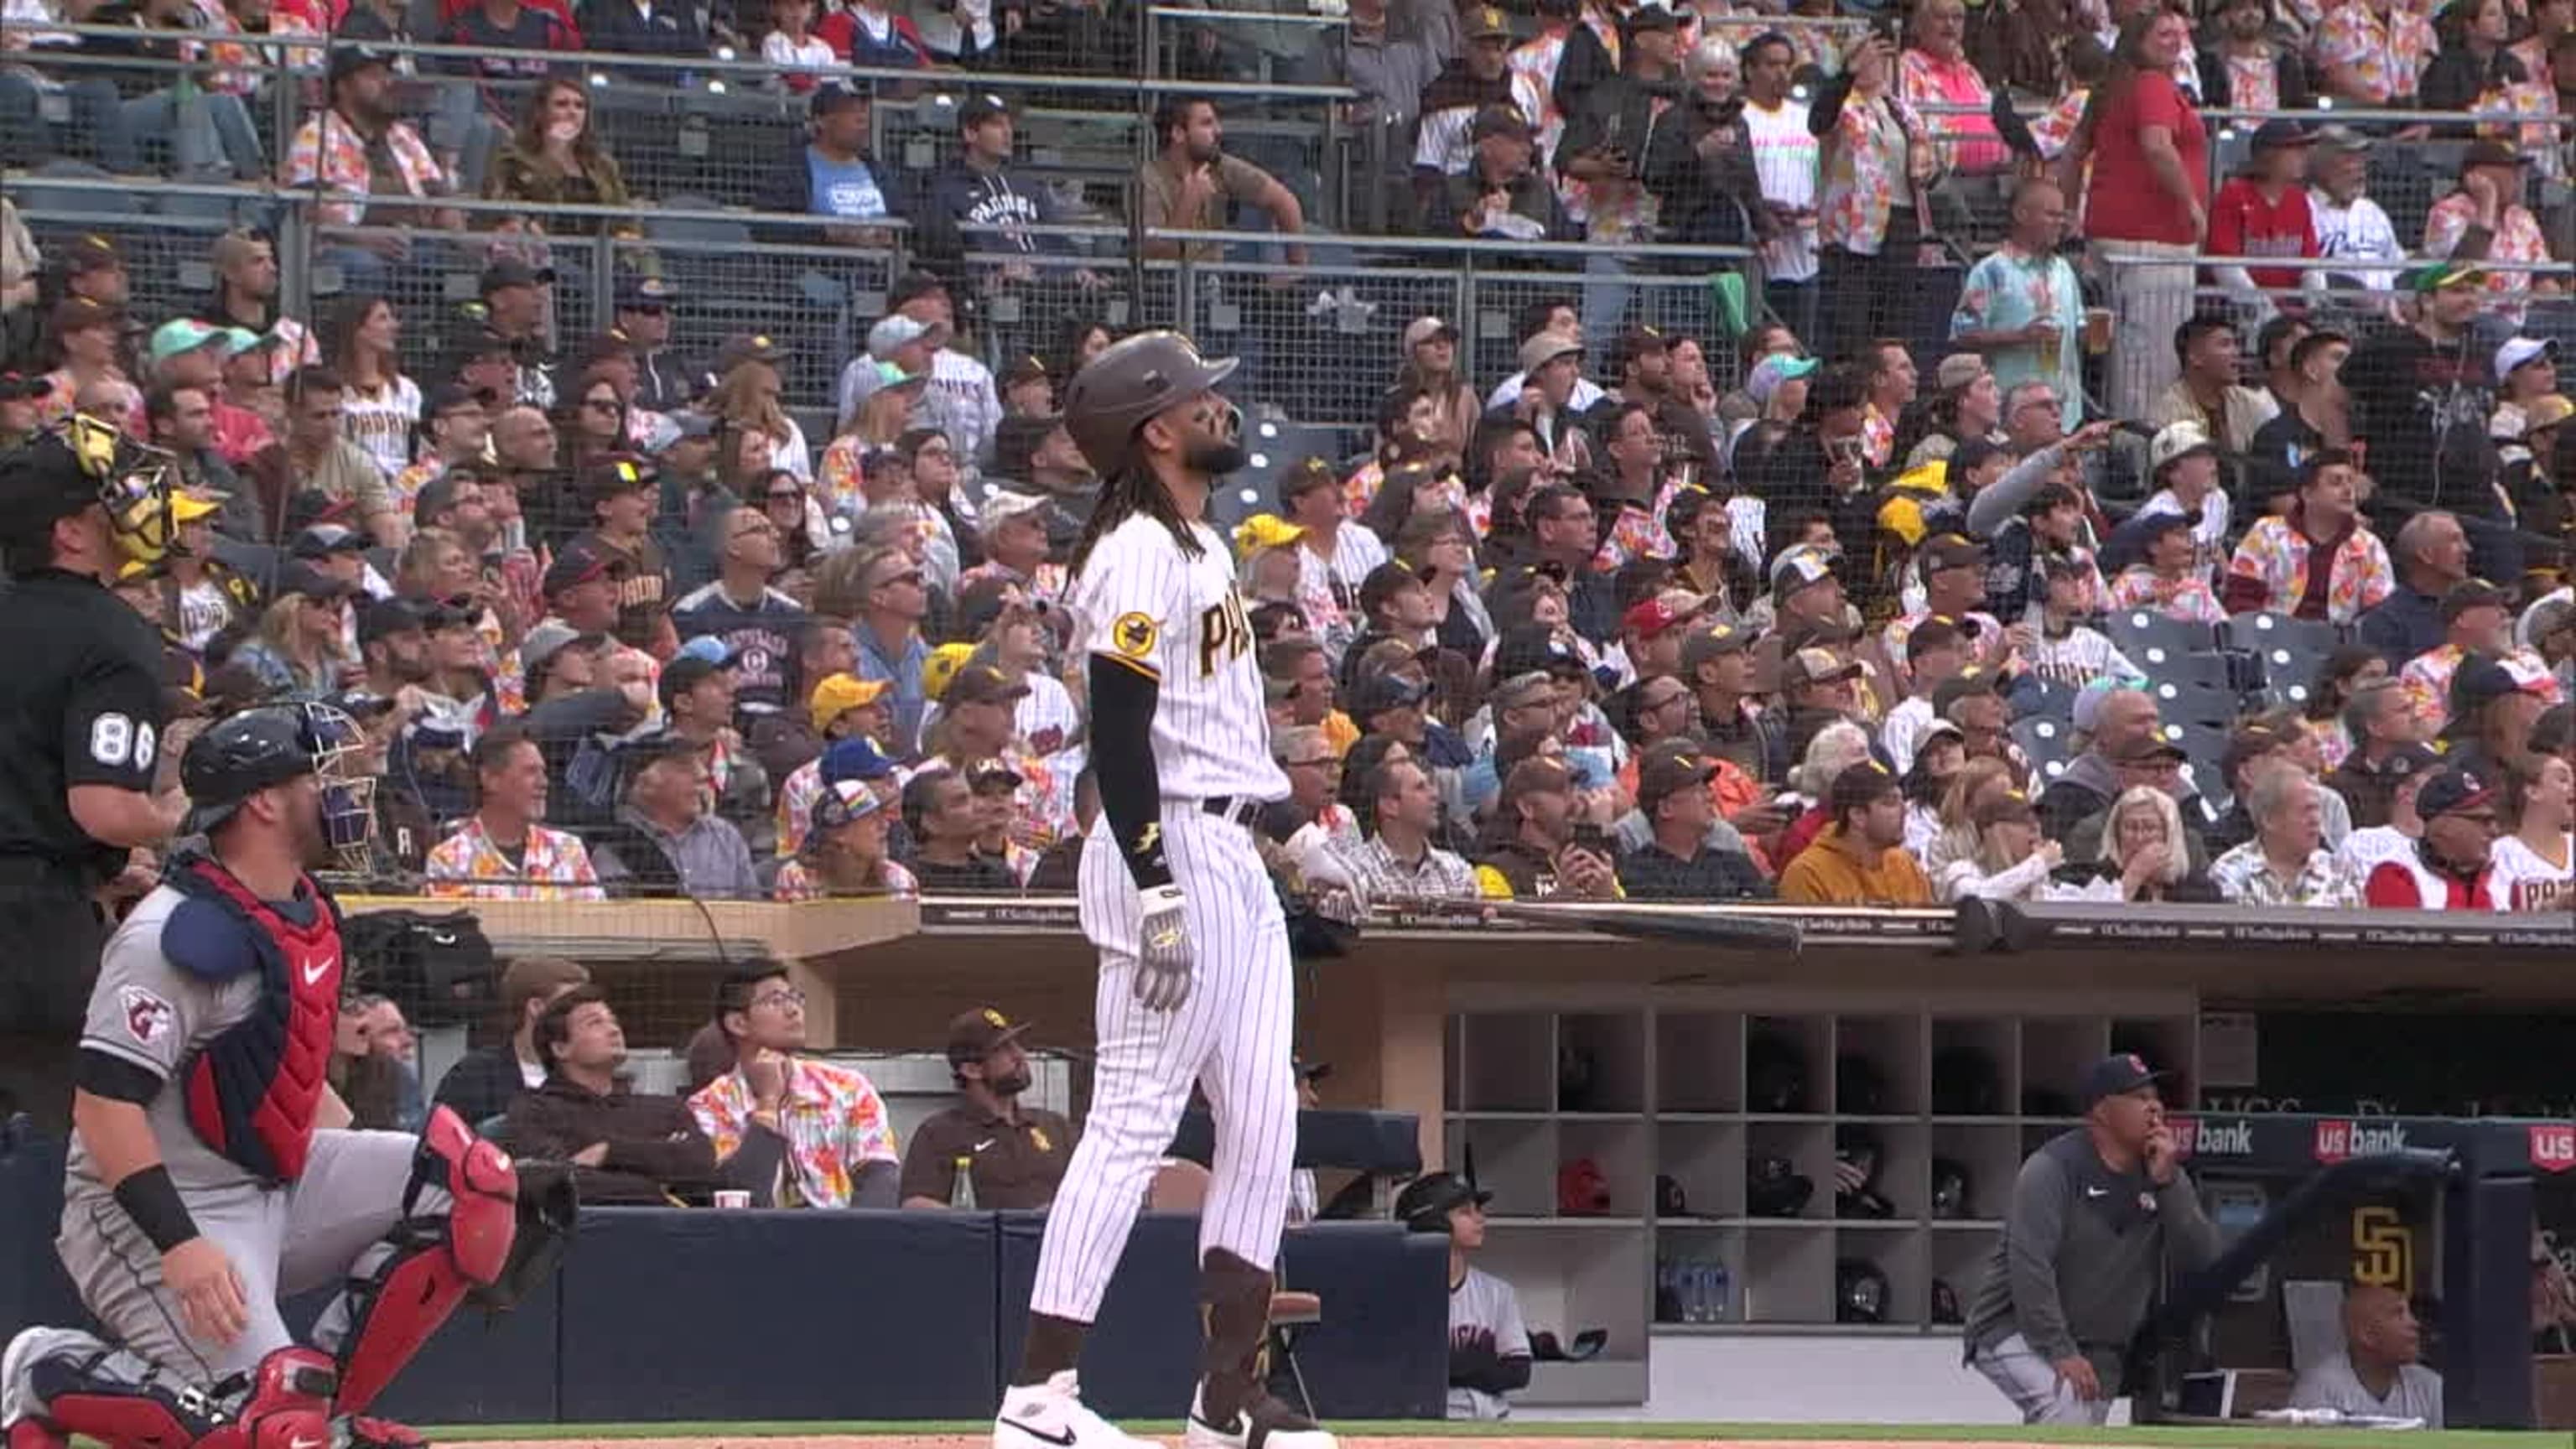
[820,736,896,785]
[677,635,736,667]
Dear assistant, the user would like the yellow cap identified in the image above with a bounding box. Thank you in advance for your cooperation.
[807,671,891,734]
[1231,512,1304,554]
[922,641,978,703]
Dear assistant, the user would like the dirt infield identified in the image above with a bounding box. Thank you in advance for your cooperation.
[456,1438,2074,1449]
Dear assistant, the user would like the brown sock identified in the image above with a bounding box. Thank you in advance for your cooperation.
[1017,1312,1089,1385]
[1196,1249,1274,1426]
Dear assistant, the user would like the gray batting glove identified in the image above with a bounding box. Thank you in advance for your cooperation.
[1134,884,1195,1010]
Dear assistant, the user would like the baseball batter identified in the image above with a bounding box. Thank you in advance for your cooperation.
[1,704,564,1449]
[993,332,1332,1449]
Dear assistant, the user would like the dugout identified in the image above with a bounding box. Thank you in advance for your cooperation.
[2129,1116,2541,1429]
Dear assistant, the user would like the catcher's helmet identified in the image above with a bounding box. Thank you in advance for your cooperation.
[1836,1052,1890,1114]
[183,702,377,866]
[1836,1259,1890,1324]
[1062,330,1239,478]
[1395,1171,1493,1233]
[1930,1157,1975,1220]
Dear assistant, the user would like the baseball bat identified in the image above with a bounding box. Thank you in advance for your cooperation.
[1407,899,1804,954]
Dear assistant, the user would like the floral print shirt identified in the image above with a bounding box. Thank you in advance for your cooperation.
[2311,1,2437,103]
[772,856,918,901]
[2223,515,2395,625]
[283,108,447,228]
[2423,194,2553,304]
[2211,841,2363,906]
[2108,568,2226,625]
[1898,48,2008,174]
[424,817,606,900]
[690,1057,901,1209]
[1819,91,1926,256]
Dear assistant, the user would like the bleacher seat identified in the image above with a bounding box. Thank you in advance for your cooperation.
[2108,609,2215,664]
[2153,679,2241,729]
[2012,716,2074,781]
[2225,611,2339,710]
[2016,676,2081,722]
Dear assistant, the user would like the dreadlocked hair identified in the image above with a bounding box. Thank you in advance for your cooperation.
[1070,462,1206,576]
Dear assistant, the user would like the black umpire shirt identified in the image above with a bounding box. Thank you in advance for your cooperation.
[0,565,168,1130]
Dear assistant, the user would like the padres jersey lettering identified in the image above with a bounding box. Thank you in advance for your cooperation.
[1071,516,1287,802]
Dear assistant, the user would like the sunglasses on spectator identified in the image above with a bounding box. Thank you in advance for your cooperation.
[766,488,804,503]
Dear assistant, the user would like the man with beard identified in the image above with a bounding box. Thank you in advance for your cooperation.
[282,45,462,284]
[1138,95,1308,268]
[995,331,1336,1449]
[498,984,728,1205]
[899,1005,1076,1210]
[394,385,490,517]
[356,598,434,706]
[193,229,313,386]
[1412,7,1544,189]
[2,704,549,1449]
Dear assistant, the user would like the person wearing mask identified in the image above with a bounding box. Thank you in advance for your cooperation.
[1965,1054,2218,1425]
[430,955,593,1126]
[2364,764,2503,908]
[1779,761,1935,905]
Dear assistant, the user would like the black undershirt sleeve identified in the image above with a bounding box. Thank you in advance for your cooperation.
[1088,654,1173,892]
[76,1046,164,1104]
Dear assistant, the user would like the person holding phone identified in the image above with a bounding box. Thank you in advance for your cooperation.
[1473,754,1622,899]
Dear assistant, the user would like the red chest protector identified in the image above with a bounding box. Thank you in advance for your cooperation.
[170,857,345,1183]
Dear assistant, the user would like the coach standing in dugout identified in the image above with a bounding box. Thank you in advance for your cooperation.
[1963,1053,2219,1426]
[0,436,186,1135]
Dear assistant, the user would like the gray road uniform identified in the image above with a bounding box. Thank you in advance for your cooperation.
[54,880,444,1386]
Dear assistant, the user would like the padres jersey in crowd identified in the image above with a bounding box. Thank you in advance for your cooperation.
[1447,1265,1532,1420]
[1072,515,1286,802]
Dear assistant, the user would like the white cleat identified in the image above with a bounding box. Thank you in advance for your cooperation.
[1181,1386,1338,1449]
[993,1370,1167,1449]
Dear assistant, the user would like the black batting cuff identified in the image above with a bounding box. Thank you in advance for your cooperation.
[1088,653,1173,891]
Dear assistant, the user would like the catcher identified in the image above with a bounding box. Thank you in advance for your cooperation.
[1,703,569,1449]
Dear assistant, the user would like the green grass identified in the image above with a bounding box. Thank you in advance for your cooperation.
[420,1421,2568,1446]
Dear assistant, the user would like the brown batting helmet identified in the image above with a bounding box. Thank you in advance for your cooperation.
[1062,330,1239,478]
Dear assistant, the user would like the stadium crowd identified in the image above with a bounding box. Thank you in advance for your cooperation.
[1,0,2575,927]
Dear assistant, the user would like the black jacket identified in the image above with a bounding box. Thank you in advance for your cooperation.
[753,143,913,244]
[432,1044,536,1130]
[582,0,706,55]
[497,1074,730,1205]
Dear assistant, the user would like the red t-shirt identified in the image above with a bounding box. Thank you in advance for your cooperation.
[2207,178,2318,292]
[2083,73,2209,245]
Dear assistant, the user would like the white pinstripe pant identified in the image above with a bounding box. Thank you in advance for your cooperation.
[1032,803,1296,1322]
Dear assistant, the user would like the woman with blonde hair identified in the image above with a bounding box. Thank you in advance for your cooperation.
[704,361,814,484]
[1921,756,2018,878]
[1935,787,2101,901]
[2066,784,2221,901]
[231,579,356,699]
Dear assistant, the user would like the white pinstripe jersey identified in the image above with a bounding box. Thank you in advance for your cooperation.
[1072,514,1288,802]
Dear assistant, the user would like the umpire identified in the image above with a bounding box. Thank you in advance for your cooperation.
[0,434,185,1135]
[1963,1053,2219,1426]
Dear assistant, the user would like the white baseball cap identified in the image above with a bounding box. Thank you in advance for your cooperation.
[2496,335,2558,380]
[2148,420,2219,474]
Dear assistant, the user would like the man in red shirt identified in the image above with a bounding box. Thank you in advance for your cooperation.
[2363,764,2501,909]
[2208,119,2319,312]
